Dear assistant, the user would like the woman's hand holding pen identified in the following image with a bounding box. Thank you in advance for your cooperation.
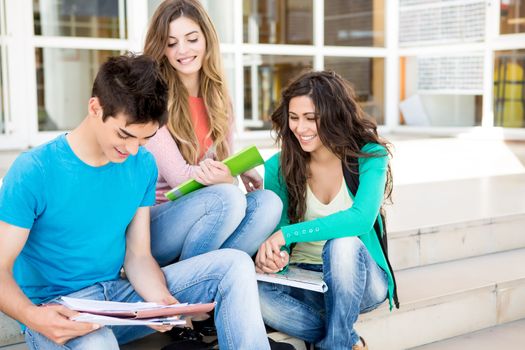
[255,230,288,273]
[194,158,235,185]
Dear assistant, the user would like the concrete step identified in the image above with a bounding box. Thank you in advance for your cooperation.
[389,213,525,270]
[387,174,525,269]
[0,314,22,347]
[355,248,525,350]
[409,318,525,350]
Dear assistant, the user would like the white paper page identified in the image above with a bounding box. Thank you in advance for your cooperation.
[72,313,187,326]
[256,266,328,293]
[60,297,189,312]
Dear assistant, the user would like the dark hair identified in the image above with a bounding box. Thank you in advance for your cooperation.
[92,53,168,126]
[271,70,393,224]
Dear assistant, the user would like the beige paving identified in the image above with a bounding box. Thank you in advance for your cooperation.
[387,173,525,232]
[410,318,525,350]
[353,246,525,350]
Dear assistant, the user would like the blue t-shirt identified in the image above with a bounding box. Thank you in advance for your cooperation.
[0,134,157,304]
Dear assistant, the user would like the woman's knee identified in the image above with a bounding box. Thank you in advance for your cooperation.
[323,237,365,264]
[205,184,247,218]
[322,237,368,286]
[248,190,282,214]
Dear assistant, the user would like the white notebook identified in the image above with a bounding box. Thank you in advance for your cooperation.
[256,266,328,293]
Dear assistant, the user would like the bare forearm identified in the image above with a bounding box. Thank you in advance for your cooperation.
[124,255,173,304]
[0,269,38,326]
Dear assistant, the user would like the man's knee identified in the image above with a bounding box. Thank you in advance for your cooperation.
[76,327,119,350]
[220,248,255,275]
[26,327,119,350]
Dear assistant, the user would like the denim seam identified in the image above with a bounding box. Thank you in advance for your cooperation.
[167,273,224,295]
[216,280,235,350]
[269,283,321,316]
[189,192,228,255]
[26,330,39,350]
[223,193,259,249]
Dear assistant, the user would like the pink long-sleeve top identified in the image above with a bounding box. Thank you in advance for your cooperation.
[145,96,233,204]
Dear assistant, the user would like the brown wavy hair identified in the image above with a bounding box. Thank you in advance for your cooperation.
[144,0,230,163]
[271,70,393,224]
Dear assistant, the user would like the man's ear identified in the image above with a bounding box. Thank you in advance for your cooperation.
[88,97,103,118]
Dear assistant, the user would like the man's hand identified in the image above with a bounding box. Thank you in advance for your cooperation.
[194,159,234,185]
[148,295,179,332]
[255,230,287,273]
[240,169,263,192]
[25,304,100,345]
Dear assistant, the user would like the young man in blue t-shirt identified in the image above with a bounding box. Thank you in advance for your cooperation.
[0,55,273,350]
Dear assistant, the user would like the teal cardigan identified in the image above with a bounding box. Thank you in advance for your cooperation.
[264,143,395,310]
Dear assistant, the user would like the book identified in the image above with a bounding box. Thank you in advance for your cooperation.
[165,145,265,201]
[59,297,215,326]
[256,266,328,293]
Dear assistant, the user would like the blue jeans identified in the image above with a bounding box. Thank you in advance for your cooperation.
[24,249,271,350]
[258,237,388,350]
[150,184,282,265]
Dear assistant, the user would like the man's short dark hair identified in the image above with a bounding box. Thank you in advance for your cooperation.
[92,53,168,126]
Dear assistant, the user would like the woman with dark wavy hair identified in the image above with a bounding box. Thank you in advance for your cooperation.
[255,71,397,350]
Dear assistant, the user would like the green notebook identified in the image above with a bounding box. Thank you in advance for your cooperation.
[165,145,265,201]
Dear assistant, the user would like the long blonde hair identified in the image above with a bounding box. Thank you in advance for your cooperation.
[144,0,230,163]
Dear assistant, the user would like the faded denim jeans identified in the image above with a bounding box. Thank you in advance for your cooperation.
[150,184,282,265]
[258,237,388,350]
[25,249,271,350]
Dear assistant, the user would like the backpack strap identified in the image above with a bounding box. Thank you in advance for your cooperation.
[342,157,400,309]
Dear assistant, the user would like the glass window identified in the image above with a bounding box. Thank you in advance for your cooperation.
[325,0,385,47]
[0,8,5,135]
[399,0,485,47]
[494,50,525,128]
[325,57,385,124]
[500,0,525,35]
[36,48,120,131]
[34,0,126,38]
[399,56,483,127]
[243,0,313,45]
[244,55,313,130]
[0,49,4,135]
[222,53,235,106]
[148,0,234,43]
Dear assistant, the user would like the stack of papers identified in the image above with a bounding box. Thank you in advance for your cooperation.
[256,266,328,293]
[60,297,215,326]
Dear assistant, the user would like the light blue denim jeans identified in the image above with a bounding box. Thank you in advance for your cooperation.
[150,184,283,265]
[258,237,388,350]
[24,249,271,350]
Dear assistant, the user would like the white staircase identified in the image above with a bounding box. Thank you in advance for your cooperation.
[270,173,525,350]
[355,173,525,350]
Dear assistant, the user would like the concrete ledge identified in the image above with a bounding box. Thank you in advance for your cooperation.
[389,213,525,270]
[0,313,23,347]
[354,249,525,349]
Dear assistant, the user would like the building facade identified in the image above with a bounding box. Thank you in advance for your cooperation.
[0,0,524,149]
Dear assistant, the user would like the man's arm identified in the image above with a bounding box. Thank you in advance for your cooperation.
[0,220,98,344]
[123,207,177,305]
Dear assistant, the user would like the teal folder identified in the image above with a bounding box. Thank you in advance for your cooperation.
[165,145,264,201]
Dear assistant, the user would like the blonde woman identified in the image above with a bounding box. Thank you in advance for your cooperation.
[143,0,282,267]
